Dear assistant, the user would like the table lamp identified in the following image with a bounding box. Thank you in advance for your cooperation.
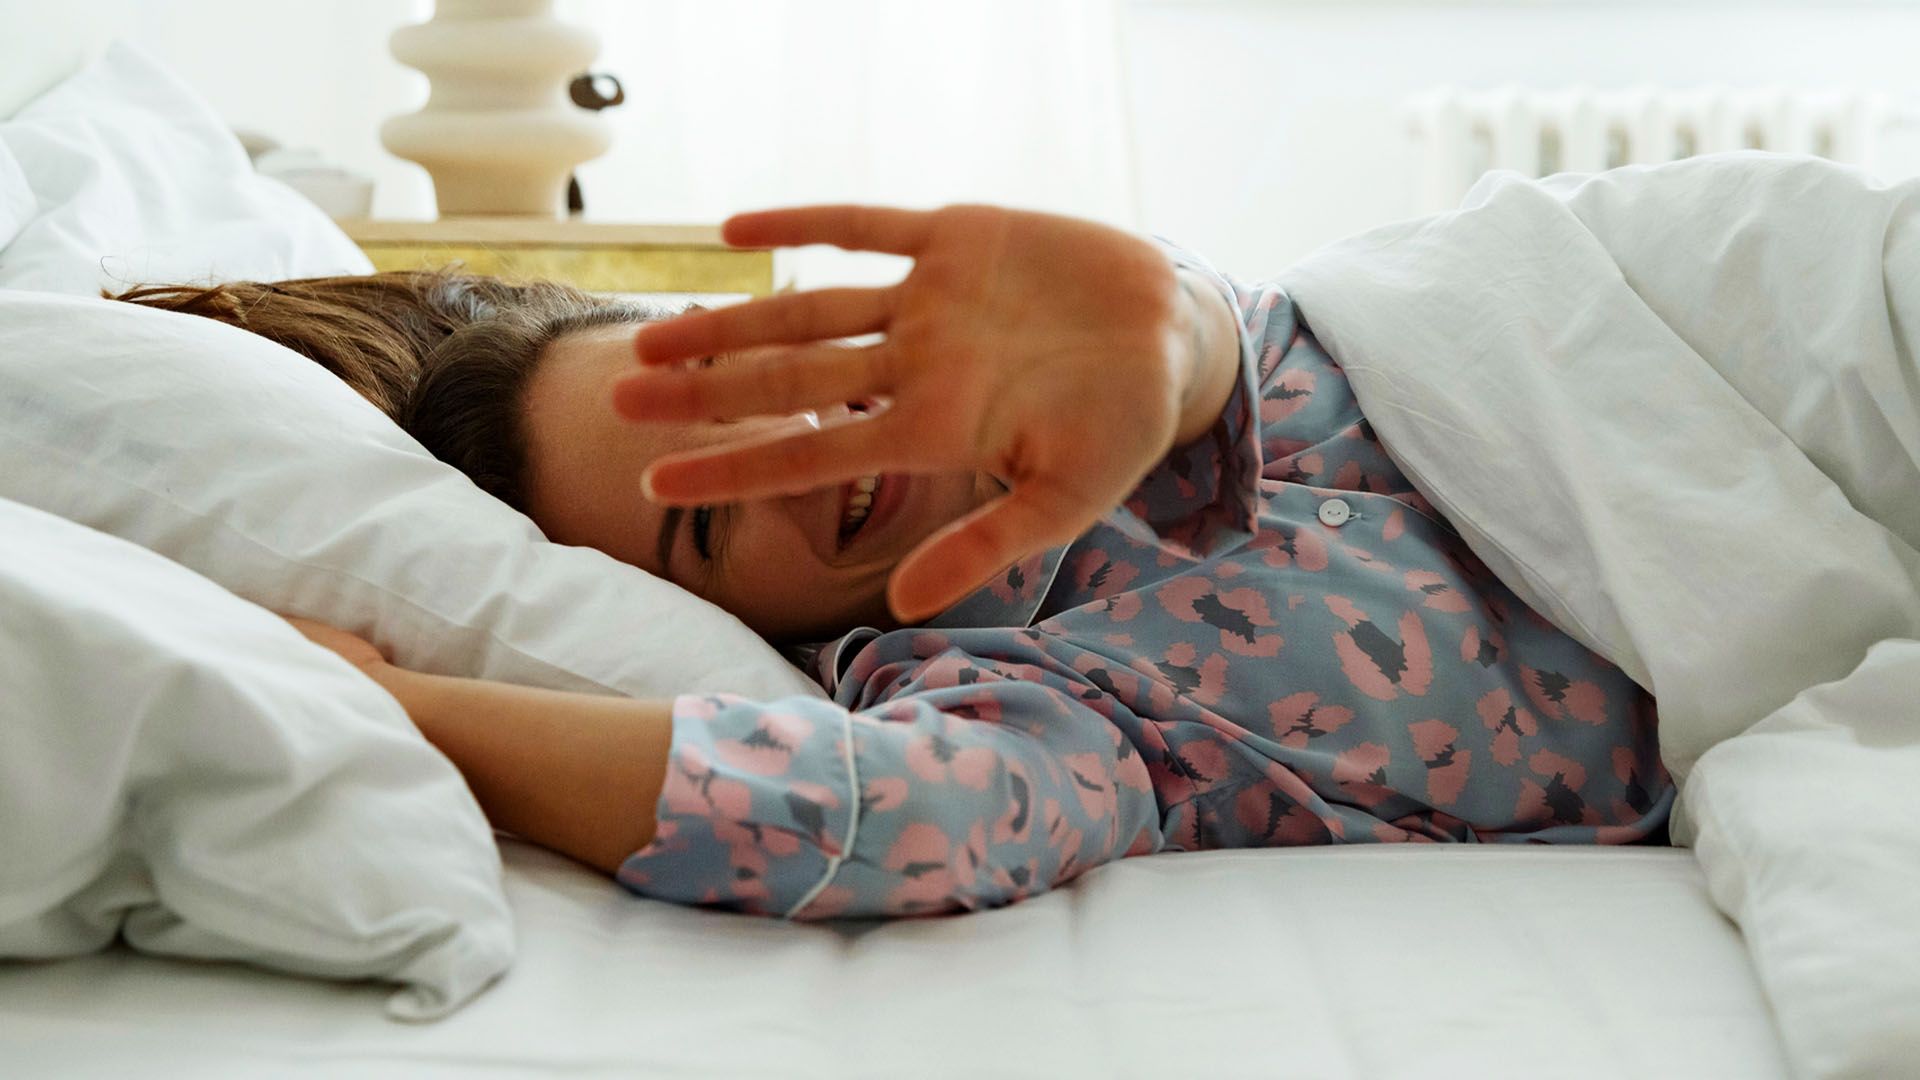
[380,0,612,218]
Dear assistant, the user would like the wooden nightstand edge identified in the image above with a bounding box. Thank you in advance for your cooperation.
[337,218,762,251]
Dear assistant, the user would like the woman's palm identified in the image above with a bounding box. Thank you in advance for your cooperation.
[615,204,1192,621]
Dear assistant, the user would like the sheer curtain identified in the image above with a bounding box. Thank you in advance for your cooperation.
[558,0,1138,286]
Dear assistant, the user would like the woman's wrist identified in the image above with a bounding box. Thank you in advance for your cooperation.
[1169,267,1242,448]
[361,659,425,707]
[371,666,472,744]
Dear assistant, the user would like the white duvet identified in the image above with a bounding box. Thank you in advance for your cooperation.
[1278,152,1920,1080]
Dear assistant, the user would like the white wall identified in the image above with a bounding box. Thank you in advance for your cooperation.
[123,0,434,219]
[119,0,1920,282]
[1119,0,1920,278]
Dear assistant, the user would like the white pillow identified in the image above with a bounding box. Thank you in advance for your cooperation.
[0,40,373,293]
[0,493,512,1021]
[0,290,824,703]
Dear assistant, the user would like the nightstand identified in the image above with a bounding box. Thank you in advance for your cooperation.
[339,218,785,297]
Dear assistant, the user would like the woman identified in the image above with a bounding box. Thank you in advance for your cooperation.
[117,203,1672,919]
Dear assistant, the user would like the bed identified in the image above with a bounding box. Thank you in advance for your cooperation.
[0,24,1904,1080]
[2,844,1787,1077]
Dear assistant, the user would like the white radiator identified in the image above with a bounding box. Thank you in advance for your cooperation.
[1405,87,1891,212]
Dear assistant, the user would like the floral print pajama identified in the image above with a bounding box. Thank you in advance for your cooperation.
[617,241,1674,919]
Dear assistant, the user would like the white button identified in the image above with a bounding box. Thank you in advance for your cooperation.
[1317,498,1352,527]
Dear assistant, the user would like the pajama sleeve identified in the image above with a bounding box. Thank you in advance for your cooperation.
[616,639,1165,919]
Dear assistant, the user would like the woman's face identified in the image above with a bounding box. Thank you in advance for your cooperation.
[520,323,999,643]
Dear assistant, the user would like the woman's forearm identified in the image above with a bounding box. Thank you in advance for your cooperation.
[375,666,673,877]
[1170,266,1243,448]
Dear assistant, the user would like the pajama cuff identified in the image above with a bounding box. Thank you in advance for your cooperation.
[615,693,859,918]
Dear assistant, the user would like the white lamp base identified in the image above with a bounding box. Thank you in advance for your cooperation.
[380,0,612,218]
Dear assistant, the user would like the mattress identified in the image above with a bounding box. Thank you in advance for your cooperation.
[0,842,1788,1079]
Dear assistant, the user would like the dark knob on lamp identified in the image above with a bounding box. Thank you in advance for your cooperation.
[567,73,626,213]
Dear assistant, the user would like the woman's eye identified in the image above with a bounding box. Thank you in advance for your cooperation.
[691,505,714,560]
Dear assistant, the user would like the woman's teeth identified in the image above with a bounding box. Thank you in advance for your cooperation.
[841,474,878,540]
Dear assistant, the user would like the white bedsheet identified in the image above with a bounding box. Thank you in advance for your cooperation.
[0,843,1787,1079]
[1277,152,1920,1079]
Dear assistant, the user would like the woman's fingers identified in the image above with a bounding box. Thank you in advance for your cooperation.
[641,410,926,505]
[613,342,888,423]
[885,484,1099,624]
[722,205,935,257]
[633,287,894,367]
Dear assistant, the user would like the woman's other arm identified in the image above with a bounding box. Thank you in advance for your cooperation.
[286,616,1164,919]
[283,615,668,876]
[380,667,672,876]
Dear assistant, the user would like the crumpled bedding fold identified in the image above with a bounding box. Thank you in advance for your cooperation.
[1277,152,1920,1079]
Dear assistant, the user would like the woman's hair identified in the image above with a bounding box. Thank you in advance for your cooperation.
[111,271,662,513]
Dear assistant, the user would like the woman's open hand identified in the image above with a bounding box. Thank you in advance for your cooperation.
[611,204,1208,624]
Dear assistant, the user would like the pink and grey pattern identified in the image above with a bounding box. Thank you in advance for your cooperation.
[617,241,1673,918]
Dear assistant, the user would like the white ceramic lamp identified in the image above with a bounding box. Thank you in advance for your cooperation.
[381,0,612,218]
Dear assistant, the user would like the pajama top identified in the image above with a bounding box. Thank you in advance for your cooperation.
[617,241,1675,919]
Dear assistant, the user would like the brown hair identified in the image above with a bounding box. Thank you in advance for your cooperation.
[110,271,666,512]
